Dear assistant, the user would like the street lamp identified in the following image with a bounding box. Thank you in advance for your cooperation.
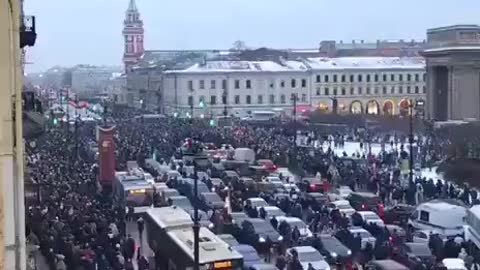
[408,99,415,185]
[291,93,298,167]
[189,90,194,119]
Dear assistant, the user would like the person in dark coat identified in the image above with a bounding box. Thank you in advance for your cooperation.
[123,235,136,261]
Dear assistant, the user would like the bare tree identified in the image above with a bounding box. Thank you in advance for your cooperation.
[231,40,248,51]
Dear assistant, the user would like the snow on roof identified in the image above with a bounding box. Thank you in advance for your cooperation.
[423,46,480,53]
[166,60,307,73]
[306,57,425,70]
[420,201,465,212]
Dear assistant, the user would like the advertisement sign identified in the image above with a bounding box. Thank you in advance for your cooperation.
[98,125,116,186]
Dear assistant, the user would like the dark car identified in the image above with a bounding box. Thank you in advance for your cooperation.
[392,243,433,269]
[318,235,352,264]
[348,192,384,217]
[199,192,225,211]
[366,259,409,270]
[241,218,283,248]
[383,204,415,225]
[302,192,328,211]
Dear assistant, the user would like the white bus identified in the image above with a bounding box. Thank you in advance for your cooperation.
[113,171,154,208]
[145,207,244,270]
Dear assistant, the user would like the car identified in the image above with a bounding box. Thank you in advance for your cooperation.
[366,259,409,270]
[199,192,225,211]
[168,195,194,211]
[282,183,300,193]
[347,227,376,249]
[245,197,269,208]
[302,192,329,211]
[287,246,330,270]
[242,218,283,247]
[276,216,313,238]
[348,192,384,214]
[231,244,262,268]
[230,212,250,225]
[392,242,433,269]
[383,204,415,225]
[257,159,277,173]
[217,234,239,246]
[385,225,407,245]
[442,258,467,270]
[327,200,356,217]
[264,176,283,188]
[258,206,286,219]
[411,230,447,244]
[318,235,352,264]
[301,177,330,193]
[352,211,385,227]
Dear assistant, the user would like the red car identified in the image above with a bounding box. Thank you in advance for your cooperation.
[257,159,277,173]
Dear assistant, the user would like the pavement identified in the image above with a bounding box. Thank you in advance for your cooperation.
[126,220,155,269]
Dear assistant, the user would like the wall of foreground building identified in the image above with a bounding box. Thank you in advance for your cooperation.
[0,0,27,269]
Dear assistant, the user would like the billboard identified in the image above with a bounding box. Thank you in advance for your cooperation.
[98,125,116,186]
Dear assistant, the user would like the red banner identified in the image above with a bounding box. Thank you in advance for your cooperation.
[98,126,116,186]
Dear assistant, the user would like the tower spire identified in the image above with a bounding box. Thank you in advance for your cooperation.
[128,0,137,12]
[122,0,144,73]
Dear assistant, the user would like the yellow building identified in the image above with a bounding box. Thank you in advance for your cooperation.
[1,0,28,269]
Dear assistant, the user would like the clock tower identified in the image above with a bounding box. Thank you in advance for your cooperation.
[122,0,144,73]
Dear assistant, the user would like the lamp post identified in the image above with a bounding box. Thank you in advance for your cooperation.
[409,99,415,184]
[291,93,298,167]
[222,89,228,117]
[192,153,200,270]
[189,89,194,120]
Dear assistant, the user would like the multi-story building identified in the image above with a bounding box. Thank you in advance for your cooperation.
[161,57,426,117]
[162,60,311,117]
[309,57,426,115]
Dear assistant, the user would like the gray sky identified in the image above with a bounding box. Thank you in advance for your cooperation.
[24,0,479,72]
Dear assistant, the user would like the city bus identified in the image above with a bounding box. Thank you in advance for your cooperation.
[145,207,244,270]
[464,205,480,249]
[113,171,154,208]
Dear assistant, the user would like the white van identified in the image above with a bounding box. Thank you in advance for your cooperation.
[234,148,255,164]
[408,200,466,237]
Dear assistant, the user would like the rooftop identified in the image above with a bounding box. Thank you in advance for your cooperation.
[146,206,193,229]
[167,226,243,264]
[163,57,424,74]
[421,201,465,211]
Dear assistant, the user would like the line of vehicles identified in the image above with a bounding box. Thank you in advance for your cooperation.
[110,139,480,270]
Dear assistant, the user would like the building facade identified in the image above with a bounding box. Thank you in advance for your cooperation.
[421,25,480,121]
[310,57,426,115]
[122,0,144,73]
[161,57,426,117]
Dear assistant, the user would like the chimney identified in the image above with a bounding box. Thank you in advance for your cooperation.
[352,40,356,44]
[361,40,364,44]
[339,40,343,44]
[400,39,404,44]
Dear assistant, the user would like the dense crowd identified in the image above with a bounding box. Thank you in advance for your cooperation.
[24,105,480,270]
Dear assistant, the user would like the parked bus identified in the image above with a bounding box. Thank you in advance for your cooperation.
[113,171,154,208]
[145,207,244,270]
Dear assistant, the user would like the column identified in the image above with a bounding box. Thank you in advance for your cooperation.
[447,66,453,120]
[426,66,435,119]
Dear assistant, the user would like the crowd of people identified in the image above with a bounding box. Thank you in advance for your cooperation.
[24,105,480,270]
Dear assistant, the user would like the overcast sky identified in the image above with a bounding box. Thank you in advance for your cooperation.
[24,0,480,72]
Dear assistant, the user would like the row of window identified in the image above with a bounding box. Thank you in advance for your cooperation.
[315,85,426,96]
[188,78,308,90]
[187,73,426,91]
[188,93,308,106]
[315,73,426,83]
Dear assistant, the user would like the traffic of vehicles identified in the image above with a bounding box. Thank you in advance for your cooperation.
[125,138,474,270]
